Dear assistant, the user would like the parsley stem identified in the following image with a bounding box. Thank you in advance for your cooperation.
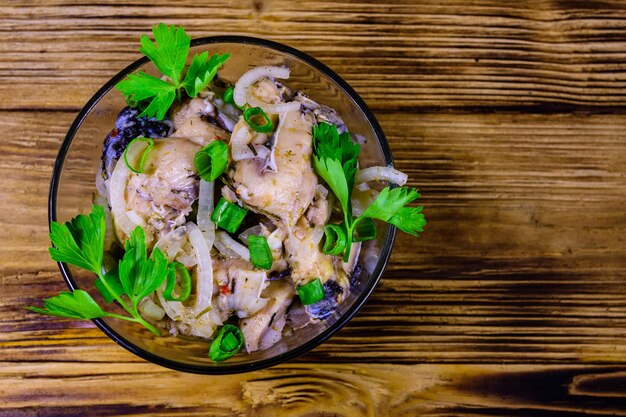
[343,212,353,262]
[132,312,161,336]
[104,312,138,321]
[95,271,134,314]
[104,312,160,336]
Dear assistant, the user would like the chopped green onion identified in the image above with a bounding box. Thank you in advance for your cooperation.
[211,197,248,233]
[163,261,192,302]
[209,324,244,362]
[221,332,239,351]
[248,235,273,270]
[243,106,273,133]
[123,137,154,174]
[297,278,325,305]
[224,86,246,110]
[94,268,124,303]
[353,218,377,242]
[194,140,228,182]
[322,224,347,256]
[224,86,235,104]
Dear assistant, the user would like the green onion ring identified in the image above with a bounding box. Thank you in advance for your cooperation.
[209,324,244,362]
[163,261,191,302]
[322,224,347,256]
[123,137,154,174]
[243,106,273,133]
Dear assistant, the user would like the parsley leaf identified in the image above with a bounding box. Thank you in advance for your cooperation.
[115,72,177,120]
[139,23,190,84]
[119,227,169,310]
[116,23,231,120]
[26,290,107,320]
[313,156,350,214]
[313,123,360,193]
[183,52,231,98]
[30,206,165,335]
[388,206,426,236]
[311,122,426,260]
[360,187,420,221]
[49,204,105,275]
[359,187,426,236]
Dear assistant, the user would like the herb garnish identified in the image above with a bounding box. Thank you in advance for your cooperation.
[312,122,426,260]
[27,205,169,335]
[116,23,230,120]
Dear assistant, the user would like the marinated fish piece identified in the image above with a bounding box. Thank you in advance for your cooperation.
[240,280,295,353]
[229,110,317,228]
[214,259,269,318]
[170,97,230,145]
[109,137,200,245]
[283,220,350,320]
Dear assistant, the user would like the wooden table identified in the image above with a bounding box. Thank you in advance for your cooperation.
[2,1,626,415]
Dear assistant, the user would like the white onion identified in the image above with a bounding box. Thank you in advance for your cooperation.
[355,166,408,186]
[176,251,198,268]
[238,225,264,245]
[233,66,290,107]
[310,226,325,245]
[267,228,287,251]
[357,182,370,192]
[154,226,186,260]
[197,180,216,249]
[187,222,214,313]
[125,210,146,227]
[156,223,222,338]
[95,169,109,200]
[227,268,268,318]
[215,231,251,261]
[351,188,379,217]
[108,156,137,238]
[263,111,288,172]
[139,297,166,321]
[247,99,301,115]
[315,184,329,199]
[342,242,362,275]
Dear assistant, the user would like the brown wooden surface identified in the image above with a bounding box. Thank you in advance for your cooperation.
[2,0,626,416]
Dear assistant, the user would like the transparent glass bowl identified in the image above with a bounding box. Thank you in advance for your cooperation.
[49,36,396,374]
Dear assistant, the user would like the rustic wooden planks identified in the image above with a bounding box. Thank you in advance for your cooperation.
[2,0,626,415]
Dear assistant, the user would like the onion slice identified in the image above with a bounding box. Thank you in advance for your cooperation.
[154,226,187,260]
[215,231,251,261]
[355,166,408,187]
[187,222,214,313]
[197,180,216,249]
[239,225,264,245]
[109,159,140,240]
[233,66,290,107]
[248,100,301,115]
[155,222,222,338]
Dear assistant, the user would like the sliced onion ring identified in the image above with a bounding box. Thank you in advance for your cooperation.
[197,180,216,249]
[215,231,251,261]
[233,66,290,107]
[355,166,408,187]
[246,99,301,115]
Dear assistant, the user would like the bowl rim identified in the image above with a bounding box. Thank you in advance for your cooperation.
[48,35,397,374]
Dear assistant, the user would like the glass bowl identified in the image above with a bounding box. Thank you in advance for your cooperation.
[49,36,396,374]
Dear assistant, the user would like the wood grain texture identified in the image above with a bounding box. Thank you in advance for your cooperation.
[2,0,626,416]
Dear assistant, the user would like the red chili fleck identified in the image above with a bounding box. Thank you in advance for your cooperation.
[219,284,231,295]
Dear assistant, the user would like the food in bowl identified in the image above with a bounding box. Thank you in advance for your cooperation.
[29,24,426,362]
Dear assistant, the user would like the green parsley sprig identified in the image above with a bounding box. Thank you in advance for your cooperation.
[116,23,230,120]
[27,205,169,335]
[312,123,426,261]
